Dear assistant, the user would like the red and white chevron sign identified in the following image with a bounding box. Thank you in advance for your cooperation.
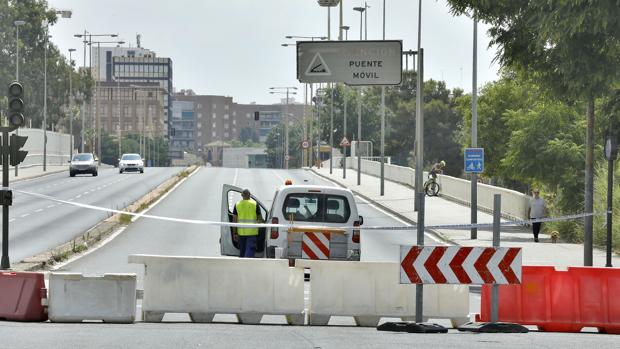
[399,246,522,285]
[302,232,331,260]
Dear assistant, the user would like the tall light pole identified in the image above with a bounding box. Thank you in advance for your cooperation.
[341,25,350,178]
[270,87,297,169]
[380,0,386,195]
[353,5,366,185]
[89,39,125,164]
[471,11,478,240]
[14,20,26,177]
[43,31,50,171]
[74,32,119,153]
[68,48,76,160]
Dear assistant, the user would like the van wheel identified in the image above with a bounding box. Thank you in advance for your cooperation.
[70,171,75,177]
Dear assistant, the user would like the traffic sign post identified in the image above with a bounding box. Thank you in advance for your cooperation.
[464,148,484,173]
[296,40,402,86]
[301,140,310,149]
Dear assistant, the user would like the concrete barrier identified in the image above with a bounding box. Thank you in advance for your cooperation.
[129,254,305,325]
[48,273,137,323]
[297,259,469,327]
[336,157,529,221]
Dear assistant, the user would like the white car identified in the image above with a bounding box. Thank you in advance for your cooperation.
[220,183,363,260]
[119,153,144,174]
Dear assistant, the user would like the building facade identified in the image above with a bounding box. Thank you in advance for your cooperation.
[91,46,173,136]
[172,93,304,153]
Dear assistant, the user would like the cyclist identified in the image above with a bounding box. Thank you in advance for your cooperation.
[429,160,445,180]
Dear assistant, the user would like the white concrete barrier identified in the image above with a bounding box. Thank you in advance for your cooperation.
[297,259,469,327]
[48,273,137,323]
[129,254,305,325]
[338,158,529,221]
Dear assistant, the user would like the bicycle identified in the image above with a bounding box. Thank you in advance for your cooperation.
[423,175,441,196]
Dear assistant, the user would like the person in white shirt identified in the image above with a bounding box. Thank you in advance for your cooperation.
[527,189,546,242]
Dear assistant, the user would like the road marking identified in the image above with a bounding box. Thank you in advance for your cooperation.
[47,204,55,208]
[20,213,30,218]
[271,170,285,182]
[9,218,16,223]
[35,209,44,213]
[75,195,81,199]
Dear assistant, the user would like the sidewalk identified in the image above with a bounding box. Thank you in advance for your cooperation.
[0,165,68,183]
[313,166,620,268]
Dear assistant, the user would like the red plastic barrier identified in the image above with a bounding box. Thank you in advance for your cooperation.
[0,271,48,322]
[479,266,620,334]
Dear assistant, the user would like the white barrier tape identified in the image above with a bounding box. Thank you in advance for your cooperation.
[12,189,603,232]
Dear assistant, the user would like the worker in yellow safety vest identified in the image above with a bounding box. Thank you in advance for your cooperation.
[232,188,263,257]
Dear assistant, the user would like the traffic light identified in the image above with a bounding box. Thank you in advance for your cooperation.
[9,134,28,166]
[8,82,25,128]
[254,111,260,121]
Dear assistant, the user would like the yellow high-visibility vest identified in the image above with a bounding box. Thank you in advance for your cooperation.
[236,199,258,236]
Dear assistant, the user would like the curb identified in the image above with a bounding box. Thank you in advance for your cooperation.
[308,168,457,246]
[12,166,199,271]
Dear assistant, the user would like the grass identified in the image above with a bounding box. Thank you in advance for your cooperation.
[119,213,133,224]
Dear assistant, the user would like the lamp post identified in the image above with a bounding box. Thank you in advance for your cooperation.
[285,35,327,41]
[14,20,26,177]
[340,25,349,178]
[43,31,50,171]
[380,0,386,195]
[604,130,618,267]
[353,5,366,185]
[74,32,119,153]
[88,39,125,164]
[68,48,76,160]
[270,87,297,169]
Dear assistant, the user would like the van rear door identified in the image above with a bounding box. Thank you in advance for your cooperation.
[220,184,268,257]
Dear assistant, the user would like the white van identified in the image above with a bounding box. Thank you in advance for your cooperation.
[221,184,363,260]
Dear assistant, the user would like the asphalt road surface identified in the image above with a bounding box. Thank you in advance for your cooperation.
[1,166,183,262]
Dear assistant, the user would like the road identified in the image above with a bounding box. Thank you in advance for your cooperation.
[59,167,421,279]
[1,167,183,262]
[2,167,616,347]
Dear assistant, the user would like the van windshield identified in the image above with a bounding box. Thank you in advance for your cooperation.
[282,193,350,223]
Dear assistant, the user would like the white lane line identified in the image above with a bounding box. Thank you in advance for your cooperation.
[9,218,16,223]
[20,213,30,218]
[35,209,44,213]
[75,195,81,199]
[307,171,443,244]
[47,204,56,208]
[272,170,285,182]
[54,167,202,270]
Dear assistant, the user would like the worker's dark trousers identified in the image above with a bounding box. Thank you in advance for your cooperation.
[532,222,542,241]
[239,235,257,258]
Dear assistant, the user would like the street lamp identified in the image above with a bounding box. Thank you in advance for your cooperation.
[68,48,76,160]
[269,87,297,169]
[88,39,125,164]
[285,35,327,41]
[74,32,119,153]
[353,4,367,185]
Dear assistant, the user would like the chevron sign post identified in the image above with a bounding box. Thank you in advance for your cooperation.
[399,246,522,285]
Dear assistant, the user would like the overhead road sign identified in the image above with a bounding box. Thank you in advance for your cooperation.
[464,147,484,173]
[400,246,522,285]
[297,40,402,86]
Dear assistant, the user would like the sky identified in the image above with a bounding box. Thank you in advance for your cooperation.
[47,0,500,105]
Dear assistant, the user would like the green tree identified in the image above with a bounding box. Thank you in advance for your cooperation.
[447,0,620,262]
